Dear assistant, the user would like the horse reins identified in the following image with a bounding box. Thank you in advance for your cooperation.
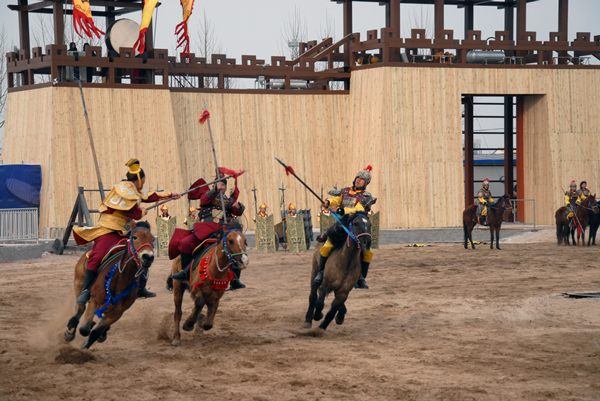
[347,218,371,250]
[124,226,154,276]
[217,229,247,272]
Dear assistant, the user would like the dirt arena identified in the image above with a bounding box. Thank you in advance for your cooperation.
[1,235,600,400]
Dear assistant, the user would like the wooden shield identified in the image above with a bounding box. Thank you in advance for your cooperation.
[319,213,335,235]
[286,214,306,253]
[157,217,177,258]
[255,214,276,254]
[370,211,380,249]
[185,216,200,229]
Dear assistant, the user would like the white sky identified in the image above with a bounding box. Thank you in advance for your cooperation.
[0,0,599,151]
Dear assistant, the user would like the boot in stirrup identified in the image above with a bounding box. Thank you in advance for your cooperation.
[76,269,98,305]
[137,273,156,298]
[314,255,328,283]
[171,253,192,281]
[356,261,370,289]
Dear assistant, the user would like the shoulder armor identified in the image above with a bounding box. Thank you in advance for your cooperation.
[360,192,377,208]
[328,187,350,197]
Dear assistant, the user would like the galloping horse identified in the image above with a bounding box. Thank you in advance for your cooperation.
[169,221,249,346]
[556,196,598,246]
[303,213,372,331]
[463,195,513,250]
[64,221,155,349]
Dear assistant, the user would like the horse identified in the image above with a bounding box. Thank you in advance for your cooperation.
[64,221,155,349]
[169,221,249,347]
[463,195,513,250]
[303,213,372,331]
[587,199,600,246]
[556,196,598,246]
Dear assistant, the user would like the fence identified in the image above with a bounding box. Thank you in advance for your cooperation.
[0,208,39,242]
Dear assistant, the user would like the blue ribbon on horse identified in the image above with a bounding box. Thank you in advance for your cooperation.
[94,262,140,318]
[329,211,360,246]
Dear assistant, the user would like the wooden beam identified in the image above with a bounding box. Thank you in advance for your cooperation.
[464,2,474,39]
[343,0,352,37]
[464,95,474,208]
[387,0,400,38]
[18,0,30,52]
[516,0,526,42]
[504,96,514,198]
[53,0,63,45]
[516,95,524,222]
[434,0,444,39]
[558,0,568,40]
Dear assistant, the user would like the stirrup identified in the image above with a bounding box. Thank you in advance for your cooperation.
[137,287,156,298]
[171,270,187,281]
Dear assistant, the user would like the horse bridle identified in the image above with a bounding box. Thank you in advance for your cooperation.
[347,216,372,250]
[577,197,599,213]
[219,229,248,271]
[489,197,514,213]
[124,226,154,275]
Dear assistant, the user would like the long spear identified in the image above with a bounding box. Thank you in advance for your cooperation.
[201,97,228,223]
[78,79,105,201]
[146,173,243,210]
[275,157,359,243]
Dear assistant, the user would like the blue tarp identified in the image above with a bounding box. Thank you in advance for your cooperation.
[0,164,42,209]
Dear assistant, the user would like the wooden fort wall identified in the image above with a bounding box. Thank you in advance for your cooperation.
[3,67,600,233]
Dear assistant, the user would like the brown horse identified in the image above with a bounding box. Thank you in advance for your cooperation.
[556,196,598,246]
[463,195,513,250]
[303,213,372,331]
[170,221,249,346]
[64,221,155,349]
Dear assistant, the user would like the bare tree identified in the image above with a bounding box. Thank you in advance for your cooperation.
[193,9,236,89]
[314,9,345,90]
[279,5,307,60]
[403,5,434,55]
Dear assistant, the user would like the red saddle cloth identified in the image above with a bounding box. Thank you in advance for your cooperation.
[193,247,234,291]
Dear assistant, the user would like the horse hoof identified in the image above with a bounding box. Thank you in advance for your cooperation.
[79,322,95,337]
[98,332,108,343]
[64,329,76,342]
[302,322,312,329]
[172,339,182,347]
[202,323,213,331]
[314,312,323,321]
[335,315,345,325]
[194,326,204,335]
[182,322,194,332]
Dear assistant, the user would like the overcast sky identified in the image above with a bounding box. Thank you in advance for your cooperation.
[1,0,599,151]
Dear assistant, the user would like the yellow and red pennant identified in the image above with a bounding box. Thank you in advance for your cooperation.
[175,0,195,57]
[72,0,105,39]
[133,0,158,54]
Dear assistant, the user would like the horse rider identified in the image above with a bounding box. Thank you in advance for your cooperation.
[314,166,376,289]
[477,178,494,226]
[160,205,171,220]
[73,159,181,304]
[577,181,592,202]
[565,180,579,227]
[171,172,246,289]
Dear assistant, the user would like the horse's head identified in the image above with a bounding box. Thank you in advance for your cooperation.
[218,221,249,269]
[129,220,155,269]
[588,194,599,214]
[497,195,513,220]
[349,212,372,251]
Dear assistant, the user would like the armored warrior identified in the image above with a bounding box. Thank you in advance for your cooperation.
[258,203,268,218]
[73,159,181,304]
[577,181,592,202]
[287,203,298,218]
[171,173,246,289]
[314,166,376,289]
[184,206,198,228]
[476,178,494,226]
[565,180,579,227]
[159,205,171,220]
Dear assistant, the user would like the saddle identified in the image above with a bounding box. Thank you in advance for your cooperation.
[85,239,127,274]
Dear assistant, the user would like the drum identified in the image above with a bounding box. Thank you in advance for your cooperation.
[105,18,140,55]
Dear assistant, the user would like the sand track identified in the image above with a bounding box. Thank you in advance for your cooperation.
[1,242,599,400]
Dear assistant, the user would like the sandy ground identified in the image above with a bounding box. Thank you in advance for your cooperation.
[1,237,600,400]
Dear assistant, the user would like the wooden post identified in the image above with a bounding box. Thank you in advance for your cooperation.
[53,0,64,46]
[343,0,352,67]
[464,2,474,39]
[464,95,474,208]
[558,0,569,63]
[504,96,514,199]
[434,0,444,39]
[18,0,30,52]
[516,0,526,43]
[516,96,525,222]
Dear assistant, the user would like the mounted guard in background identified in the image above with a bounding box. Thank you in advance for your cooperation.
[476,178,494,226]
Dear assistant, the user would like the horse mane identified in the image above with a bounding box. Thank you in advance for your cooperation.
[215,220,243,239]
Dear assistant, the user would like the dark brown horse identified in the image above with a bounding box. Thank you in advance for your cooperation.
[556,196,598,246]
[303,213,372,331]
[169,221,249,346]
[64,221,155,349]
[463,195,513,250]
